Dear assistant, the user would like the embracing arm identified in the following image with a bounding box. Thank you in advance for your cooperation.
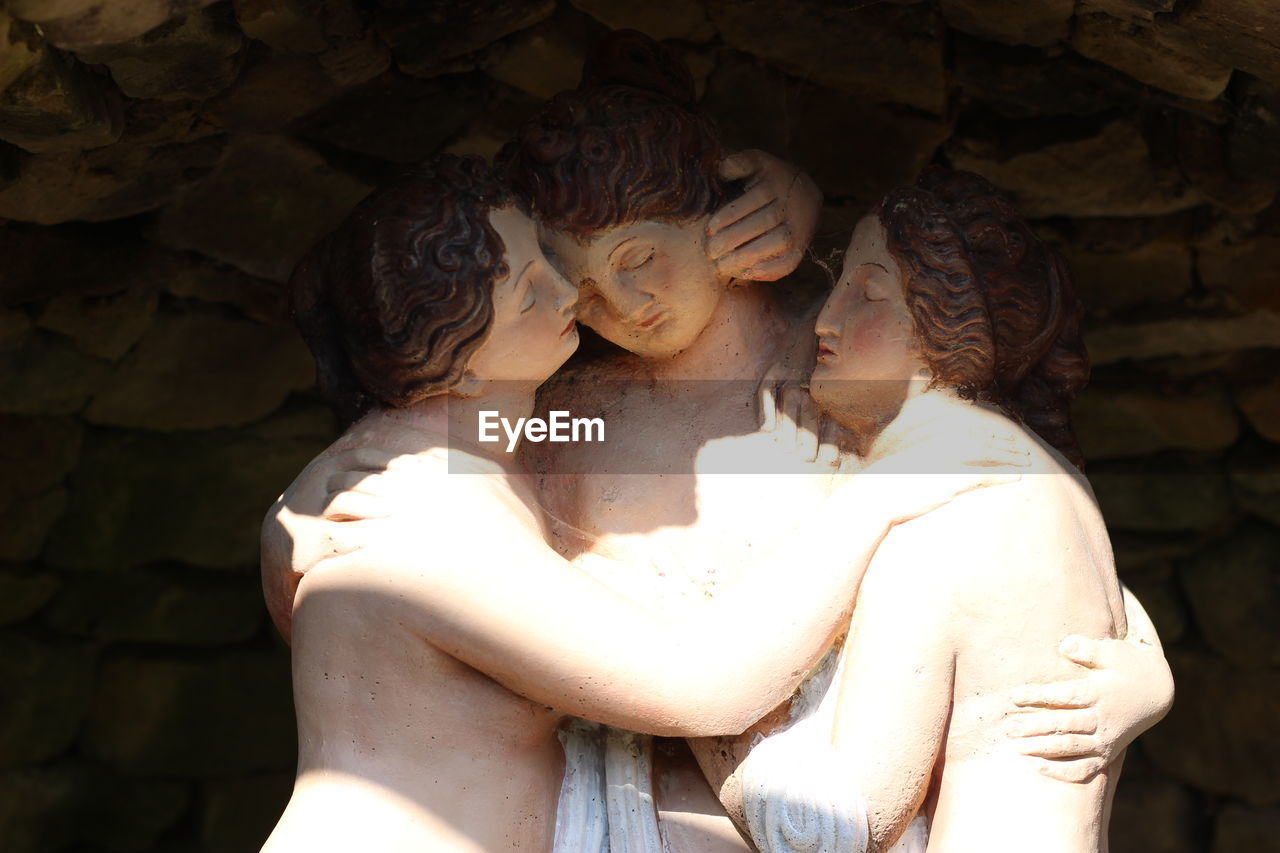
[310,475,900,738]
[826,516,959,853]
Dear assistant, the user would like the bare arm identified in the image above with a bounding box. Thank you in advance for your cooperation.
[308,460,1009,738]
[827,516,959,852]
[308,473,895,737]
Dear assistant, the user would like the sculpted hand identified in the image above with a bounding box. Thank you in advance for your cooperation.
[757,368,847,468]
[259,449,406,640]
[707,150,821,282]
[1007,634,1175,783]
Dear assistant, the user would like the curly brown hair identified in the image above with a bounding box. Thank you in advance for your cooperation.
[498,30,728,239]
[290,154,514,426]
[879,167,1090,469]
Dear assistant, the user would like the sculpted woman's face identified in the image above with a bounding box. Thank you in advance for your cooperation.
[464,206,580,383]
[541,218,730,359]
[809,215,927,423]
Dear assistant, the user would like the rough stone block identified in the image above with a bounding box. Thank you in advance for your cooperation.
[376,0,555,78]
[0,332,109,415]
[201,773,294,853]
[1213,803,1280,852]
[0,764,79,852]
[1177,114,1277,215]
[74,6,244,101]
[1085,312,1280,366]
[0,109,226,224]
[702,53,950,208]
[310,0,391,86]
[81,650,296,777]
[166,261,290,326]
[1079,0,1178,23]
[0,414,84,510]
[1046,215,1192,313]
[46,570,263,645]
[297,72,490,164]
[1109,776,1202,853]
[36,284,159,360]
[1229,444,1280,526]
[234,0,328,54]
[953,35,1147,118]
[8,1,223,50]
[1236,376,1280,443]
[1071,11,1233,101]
[84,310,314,431]
[0,489,68,563]
[1162,0,1280,87]
[45,404,336,570]
[1072,383,1240,459]
[0,762,188,853]
[0,415,80,560]
[150,133,372,281]
[0,11,122,153]
[0,308,33,353]
[1122,568,1187,645]
[204,48,345,133]
[0,633,95,769]
[487,6,605,100]
[1089,457,1233,532]
[1181,523,1280,668]
[0,568,60,627]
[1196,233,1280,313]
[940,0,1073,47]
[1228,75,1280,184]
[570,0,715,42]
[948,118,1202,217]
[709,0,947,114]
[1143,650,1280,804]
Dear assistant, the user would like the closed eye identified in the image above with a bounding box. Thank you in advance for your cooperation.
[624,250,655,271]
[519,281,536,313]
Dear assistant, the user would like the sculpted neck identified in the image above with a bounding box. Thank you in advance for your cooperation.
[384,383,539,462]
[650,284,792,382]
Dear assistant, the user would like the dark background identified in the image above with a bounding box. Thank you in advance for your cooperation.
[1,0,1277,850]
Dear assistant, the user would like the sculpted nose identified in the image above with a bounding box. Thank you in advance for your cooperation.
[814,304,840,339]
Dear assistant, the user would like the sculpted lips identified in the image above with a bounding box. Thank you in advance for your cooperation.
[562,318,577,336]
[637,308,666,329]
[816,340,839,363]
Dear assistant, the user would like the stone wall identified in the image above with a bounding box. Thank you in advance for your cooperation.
[0,1,1277,850]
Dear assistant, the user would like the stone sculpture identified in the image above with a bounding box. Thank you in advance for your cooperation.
[738,168,1174,853]
[260,30,1173,853]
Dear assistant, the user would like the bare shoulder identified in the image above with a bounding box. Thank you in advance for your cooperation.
[867,474,1048,590]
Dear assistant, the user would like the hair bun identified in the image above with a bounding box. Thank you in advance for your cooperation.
[579,29,696,106]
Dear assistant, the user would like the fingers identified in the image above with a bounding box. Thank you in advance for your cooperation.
[333,447,399,473]
[1018,734,1101,761]
[1011,678,1099,710]
[816,416,842,467]
[707,182,778,237]
[1008,708,1099,738]
[789,384,820,462]
[1036,757,1107,784]
[757,380,779,432]
[713,227,794,282]
[779,380,802,451]
[706,201,786,260]
[326,470,386,497]
[717,149,766,184]
[1059,635,1107,669]
[321,489,390,522]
